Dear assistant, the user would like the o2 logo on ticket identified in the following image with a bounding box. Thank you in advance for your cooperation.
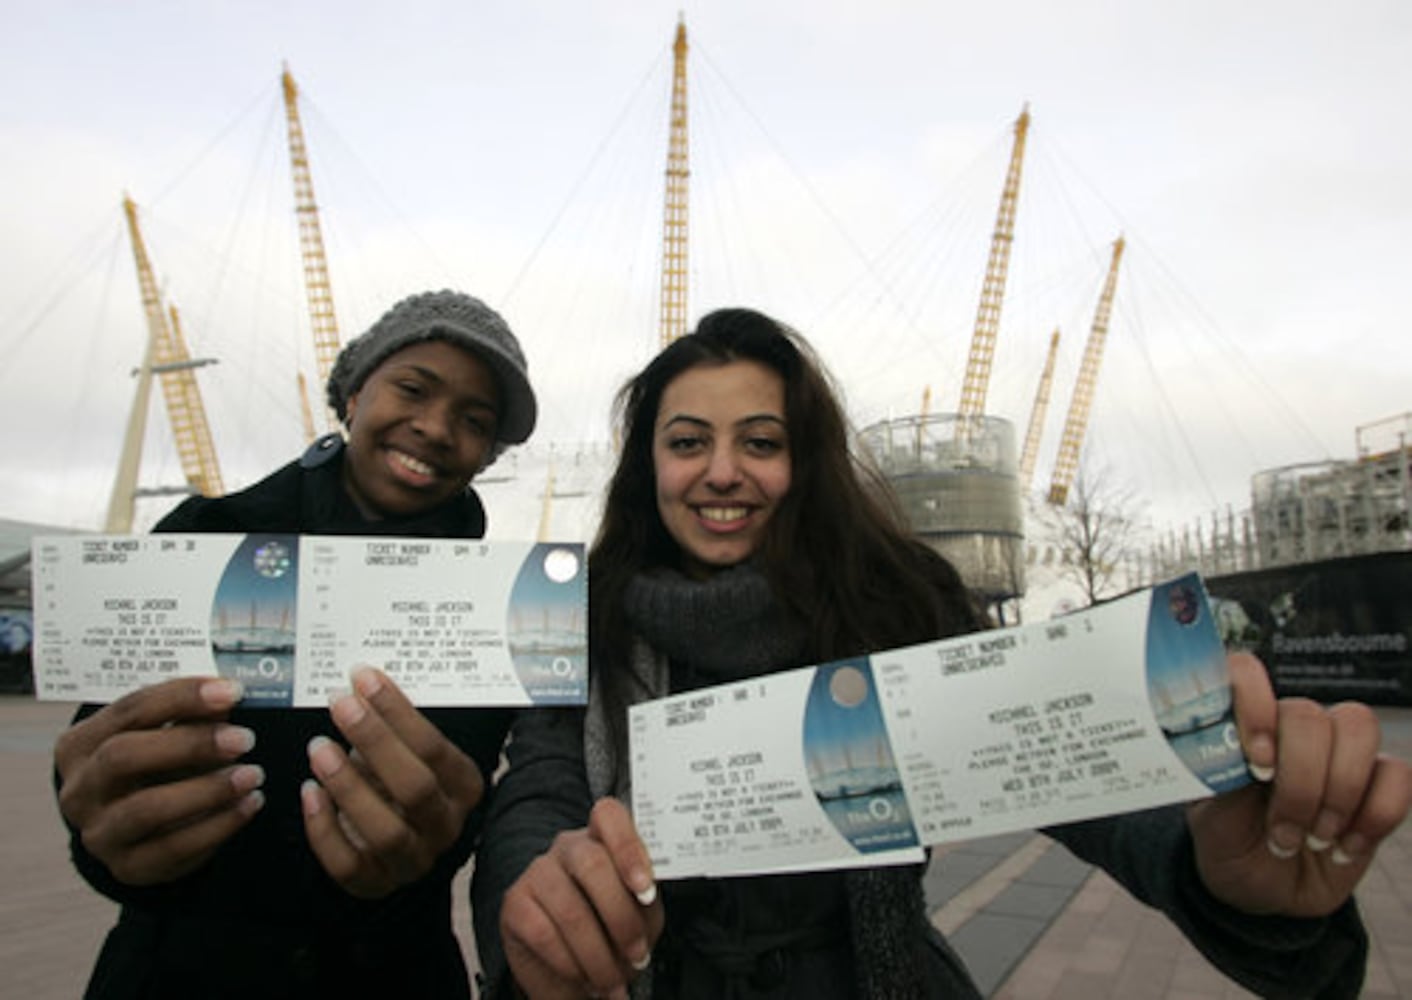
[209,535,299,707]
[1144,575,1250,794]
[505,543,587,704]
[803,659,919,853]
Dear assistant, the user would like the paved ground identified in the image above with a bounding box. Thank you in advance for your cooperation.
[4,696,1408,998]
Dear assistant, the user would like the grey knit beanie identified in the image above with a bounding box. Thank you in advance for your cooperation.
[327,290,537,444]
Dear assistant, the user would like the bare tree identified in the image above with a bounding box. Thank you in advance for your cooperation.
[1055,464,1143,606]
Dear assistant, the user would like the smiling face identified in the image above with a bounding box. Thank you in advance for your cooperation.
[652,359,792,577]
[341,339,500,517]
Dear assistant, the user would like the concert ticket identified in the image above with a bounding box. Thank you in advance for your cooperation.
[31,534,586,707]
[630,573,1251,879]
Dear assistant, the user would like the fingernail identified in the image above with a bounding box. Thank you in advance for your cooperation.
[1267,823,1302,859]
[1248,761,1275,782]
[200,678,244,708]
[330,692,366,728]
[1306,810,1341,853]
[215,724,256,755]
[352,666,384,698]
[307,735,343,778]
[628,860,658,906]
[300,778,322,817]
[1244,734,1274,781]
[1331,833,1367,866]
[236,789,265,817]
[230,764,265,793]
[631,947,652,971]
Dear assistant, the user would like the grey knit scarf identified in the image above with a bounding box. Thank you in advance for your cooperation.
[584,563,931,1000]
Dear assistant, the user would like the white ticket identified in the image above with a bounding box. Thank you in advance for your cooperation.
[32,534,586,707]
[630,573,1250,879]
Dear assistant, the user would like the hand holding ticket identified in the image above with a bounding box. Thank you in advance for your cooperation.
[631,574,1253,879]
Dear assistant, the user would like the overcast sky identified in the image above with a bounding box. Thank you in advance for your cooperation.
[2,0,1409,539]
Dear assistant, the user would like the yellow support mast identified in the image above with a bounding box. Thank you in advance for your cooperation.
[536,456,558,543]
[159,303,224,498]
[1018,328,1061,489]
[915,385,932,452]
[658,18,690,348]
[954,107,1033,420]
[957,106,1031,418]
[106,196,223,531]
[282,66,341,432]
[296,371,318,443]
[1047,236,1125,506]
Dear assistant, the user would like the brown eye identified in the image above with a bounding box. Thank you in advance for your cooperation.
[667,435,706,453]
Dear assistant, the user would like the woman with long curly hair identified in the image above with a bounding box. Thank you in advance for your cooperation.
[473,307,1404,1000]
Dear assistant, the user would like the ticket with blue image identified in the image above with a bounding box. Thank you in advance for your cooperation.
[32,534,586,707]
[630,573,1251,879]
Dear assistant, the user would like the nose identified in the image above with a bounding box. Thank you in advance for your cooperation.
[703,445,743,492]
[411,401,456,446]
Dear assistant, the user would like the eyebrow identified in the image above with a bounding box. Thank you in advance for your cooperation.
[659,413,786,431]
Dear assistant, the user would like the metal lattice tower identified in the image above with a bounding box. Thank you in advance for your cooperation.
[157,303,224,498]
[282,67,341,429]
[958,106,1031,418]
[296,371,317,443]
[106,196,223,531]
[1047,237,1126,506]
[658,18,690,348]
[1018,327,1060,489]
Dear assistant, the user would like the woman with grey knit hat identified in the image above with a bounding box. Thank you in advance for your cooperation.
[56,289,537,999]
[472,307,1403,999]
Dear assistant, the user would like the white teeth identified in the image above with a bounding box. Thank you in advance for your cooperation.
[699,506,748,522]
[394,451,434,477]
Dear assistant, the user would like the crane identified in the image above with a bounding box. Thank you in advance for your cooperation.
[105,196,223,532]
[282,66,342,434]
[1046,236,1125,506]
[657,18,690,348]
[1018,328,1060,489]
[957,106,1031,418]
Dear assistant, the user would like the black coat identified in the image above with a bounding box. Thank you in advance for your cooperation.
[66,436,515,1000]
